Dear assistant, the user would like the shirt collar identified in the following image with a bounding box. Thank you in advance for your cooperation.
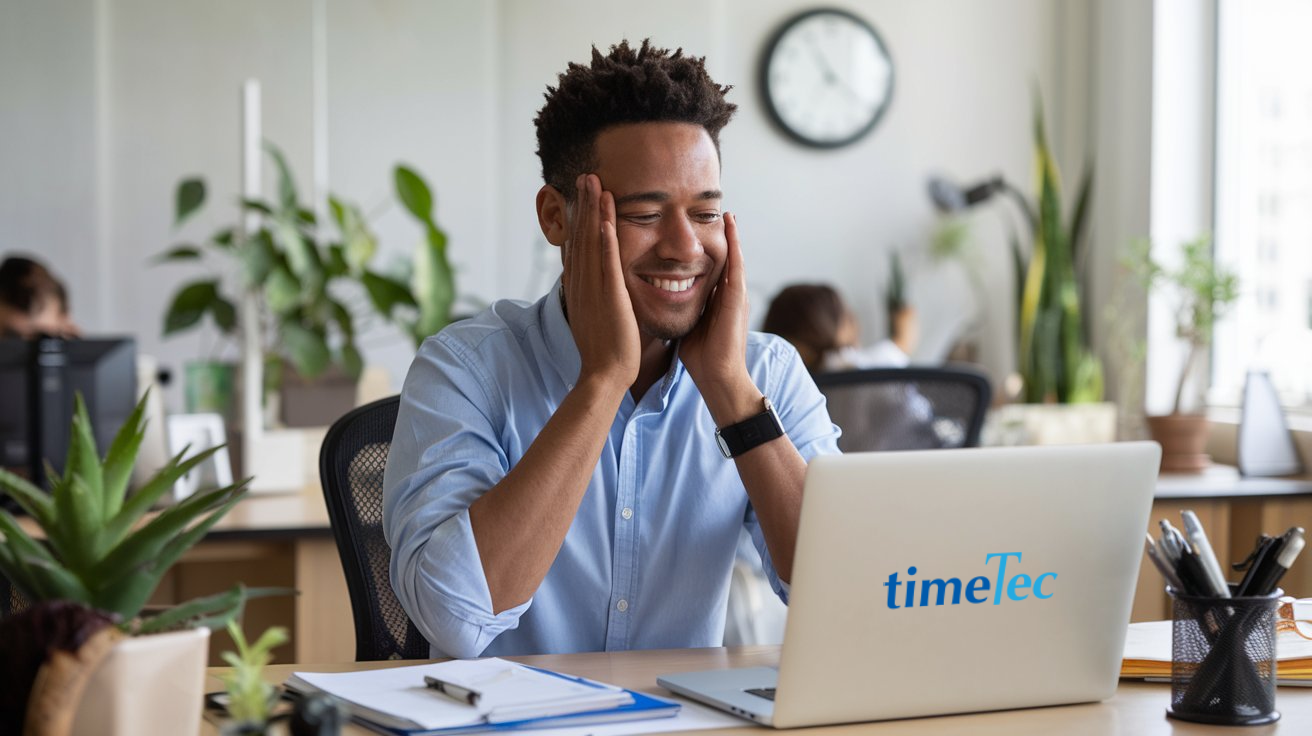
[541,278,687,407]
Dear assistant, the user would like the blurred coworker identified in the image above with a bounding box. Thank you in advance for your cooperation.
[0,255,80,339]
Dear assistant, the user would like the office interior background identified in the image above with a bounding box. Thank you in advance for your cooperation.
[3,0,1310,430]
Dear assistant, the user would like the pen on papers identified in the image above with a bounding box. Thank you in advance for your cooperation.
[1181,510,1230,598]
[424,675,482,706]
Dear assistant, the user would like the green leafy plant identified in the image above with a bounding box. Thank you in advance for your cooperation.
[0,393,268,634]
[220,620,289,728]
[1013,96,1101,404]
[1127,235,1240,415]
[157,142,455,386]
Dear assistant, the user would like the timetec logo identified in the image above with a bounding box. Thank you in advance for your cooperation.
[883,552,1056,609]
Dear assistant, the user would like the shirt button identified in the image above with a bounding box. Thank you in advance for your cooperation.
[616,599,629,613]
[621,507,633,520]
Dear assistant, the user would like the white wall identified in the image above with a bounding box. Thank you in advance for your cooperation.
[4,0,1107,407]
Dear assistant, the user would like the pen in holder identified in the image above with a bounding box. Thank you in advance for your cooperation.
[1167,585,1281,726]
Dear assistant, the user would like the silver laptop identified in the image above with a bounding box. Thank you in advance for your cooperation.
[658,442,1160,728]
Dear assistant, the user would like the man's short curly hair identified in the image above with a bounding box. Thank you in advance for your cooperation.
[535,39,737,200]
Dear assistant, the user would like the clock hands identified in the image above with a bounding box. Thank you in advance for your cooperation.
[805,36,865,105]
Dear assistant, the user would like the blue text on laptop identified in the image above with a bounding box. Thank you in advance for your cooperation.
[883,552,1056,609]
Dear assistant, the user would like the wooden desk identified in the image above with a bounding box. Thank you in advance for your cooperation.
[155,486,354,666]
[202,645,1312,735]
[1132,467,1312,622]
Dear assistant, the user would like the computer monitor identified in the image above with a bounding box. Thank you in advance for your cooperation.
[0,336,137,491]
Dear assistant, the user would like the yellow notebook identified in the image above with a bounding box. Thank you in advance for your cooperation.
[1121,620,1312,681]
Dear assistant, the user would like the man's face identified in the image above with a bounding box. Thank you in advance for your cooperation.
[589,122,726,342]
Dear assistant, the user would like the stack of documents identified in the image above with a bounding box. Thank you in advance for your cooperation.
[1120,620,1312,682]
[285,658,680,734]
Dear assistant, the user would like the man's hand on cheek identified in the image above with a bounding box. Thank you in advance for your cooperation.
[681,213,760,424]
[563,174,642,391]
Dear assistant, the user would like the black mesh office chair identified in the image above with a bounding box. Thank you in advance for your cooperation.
[813,366,992,452]
[319,395,431,661]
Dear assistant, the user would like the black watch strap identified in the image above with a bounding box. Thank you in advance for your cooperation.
[715,397,785,459]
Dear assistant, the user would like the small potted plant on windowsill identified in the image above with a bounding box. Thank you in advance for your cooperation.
[0,393,278,735]
[1130,235,1240,472]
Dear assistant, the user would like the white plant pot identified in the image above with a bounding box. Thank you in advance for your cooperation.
[71,627,210,736]
[983,402,1118,446]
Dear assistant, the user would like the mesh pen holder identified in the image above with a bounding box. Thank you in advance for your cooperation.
[1167,586,1282,726]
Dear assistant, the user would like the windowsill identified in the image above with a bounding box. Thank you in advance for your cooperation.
[1207,407,1312,469]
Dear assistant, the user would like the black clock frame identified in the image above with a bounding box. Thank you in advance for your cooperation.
[759,7,895,149]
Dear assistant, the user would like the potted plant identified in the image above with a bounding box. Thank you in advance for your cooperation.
[1130,235,1240,472]
[157,142,455,427]
[884,250,917,357]
[217,621,289,735]
[0,393,273,734]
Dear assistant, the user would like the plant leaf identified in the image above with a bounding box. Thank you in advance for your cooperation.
[414,224,455,341]
[163,280,220,336]
[281,322,331,379]
[211,295,238,333]
[0,467,55,525]
[175,179,206,227]
[264,266,301,316]
[340,342,363,381]
[101,446,224,550]
[133,583,243,635]
[240,198,274,217]
[264,142,299,212]
[395,165,434,221]
[361,271,416,318]
[241,230,277,285]
[101,391,151,520]
[153,245,203,264]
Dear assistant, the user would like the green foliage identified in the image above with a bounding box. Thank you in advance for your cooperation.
[157,143,456,384]
[1016,96,1102,404]
[886,250,906,311]
[221,620,289,725]
[1126,235,1240,414]
[0,392,269,632]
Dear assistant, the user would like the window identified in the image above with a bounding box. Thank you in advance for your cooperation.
[1213,0,1312,412]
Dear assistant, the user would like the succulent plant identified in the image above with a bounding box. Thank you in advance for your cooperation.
[0,392,261,634]
[220,620,289,727]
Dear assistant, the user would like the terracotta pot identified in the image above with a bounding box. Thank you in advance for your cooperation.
[1146,414,1211,473]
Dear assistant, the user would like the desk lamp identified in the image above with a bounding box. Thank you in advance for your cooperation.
[927,174,1036,234]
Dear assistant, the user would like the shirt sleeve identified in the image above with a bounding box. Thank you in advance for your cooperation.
[382,333,531,658]
[743,335,842,604]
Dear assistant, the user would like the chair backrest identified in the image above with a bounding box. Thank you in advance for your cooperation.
[319,395,430,661]
[813,366,992,452]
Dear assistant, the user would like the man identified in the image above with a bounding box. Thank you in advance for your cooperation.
[384,40,839,658]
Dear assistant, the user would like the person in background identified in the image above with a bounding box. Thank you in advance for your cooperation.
[761,283,915,372]
[0,255,80,339]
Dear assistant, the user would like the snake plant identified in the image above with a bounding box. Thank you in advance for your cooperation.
[0,392,261,634]
[1015,97,1102,404]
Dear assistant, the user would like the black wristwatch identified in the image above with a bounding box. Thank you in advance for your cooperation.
[715,396,785,459]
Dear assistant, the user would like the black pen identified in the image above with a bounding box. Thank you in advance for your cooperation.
[1235,536,1277,597]
[424,675,482,706]
[1249,529,1306,597]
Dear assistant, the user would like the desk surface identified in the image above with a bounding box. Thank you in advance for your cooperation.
[204,646,1312,735]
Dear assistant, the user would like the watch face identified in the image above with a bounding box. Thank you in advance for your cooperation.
[761,9,894,148]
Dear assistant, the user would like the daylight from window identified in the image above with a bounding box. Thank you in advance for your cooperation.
[1214,0,1312,411]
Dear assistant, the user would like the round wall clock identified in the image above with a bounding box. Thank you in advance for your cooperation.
[760,8,895,148]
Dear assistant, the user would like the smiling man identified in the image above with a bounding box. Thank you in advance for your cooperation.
[383,40,840,658]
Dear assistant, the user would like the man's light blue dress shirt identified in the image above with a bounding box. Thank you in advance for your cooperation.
[383,283,840,658]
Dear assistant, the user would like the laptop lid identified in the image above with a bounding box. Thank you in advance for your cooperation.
[768,442,1160,728]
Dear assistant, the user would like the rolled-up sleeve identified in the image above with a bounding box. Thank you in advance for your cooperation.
[743,335,842,605]
[383,334,531,658]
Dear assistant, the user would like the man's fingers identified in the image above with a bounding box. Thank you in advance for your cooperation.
[724,211,745,293]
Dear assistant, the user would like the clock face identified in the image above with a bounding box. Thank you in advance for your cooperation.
[761,9,894,148]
